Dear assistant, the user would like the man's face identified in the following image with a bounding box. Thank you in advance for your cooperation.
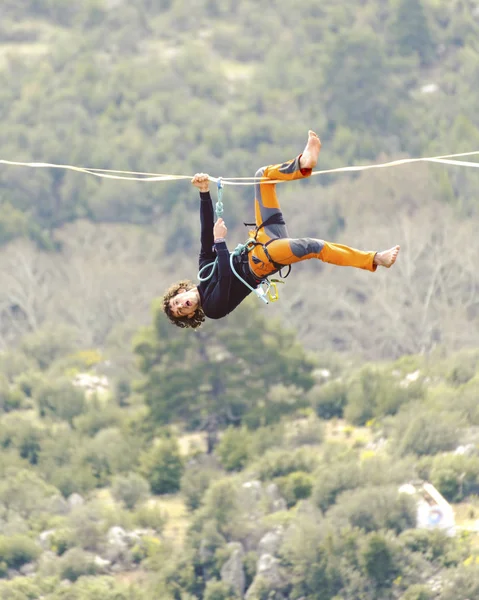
[169,288,198,319]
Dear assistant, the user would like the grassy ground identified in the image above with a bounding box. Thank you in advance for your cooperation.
[153,495,189,546]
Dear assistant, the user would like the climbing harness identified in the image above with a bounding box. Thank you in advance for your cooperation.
[197,183,288,304]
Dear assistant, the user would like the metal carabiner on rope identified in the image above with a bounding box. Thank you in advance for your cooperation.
[215,178,224,219]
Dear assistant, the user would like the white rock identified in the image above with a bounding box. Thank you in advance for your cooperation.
[107,526,128,548]
[19,562,36,576]
[258,528,284,555]
[94,555,111,569]
[421,84,438,94]
[220,543,245,597]
[48,495,70,515]
[67,493,85,509]
[38,529,56,550]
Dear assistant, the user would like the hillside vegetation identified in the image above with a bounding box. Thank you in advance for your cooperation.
[0,0,479,355]
[1,2,479,598]
[2,318,479,598]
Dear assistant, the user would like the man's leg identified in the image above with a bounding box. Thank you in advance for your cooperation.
[249,238,400,279]
[249,132,321,276]
[253,157,310,237]
[249,237,378,279]
[253,131,320,236]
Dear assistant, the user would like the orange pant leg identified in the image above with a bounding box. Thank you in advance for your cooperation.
[249,237,377,280]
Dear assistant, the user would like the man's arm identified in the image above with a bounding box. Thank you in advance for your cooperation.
[199,217,232,315]
[192,173,215,264]
[199,191,215,263]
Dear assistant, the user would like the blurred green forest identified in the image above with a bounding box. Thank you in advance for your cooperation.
[1,0,479,240]
[1,0,479,356]
[2,300,479,599]
[2,0,479,598]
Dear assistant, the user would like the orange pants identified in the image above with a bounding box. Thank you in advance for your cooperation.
[248,156,377,279]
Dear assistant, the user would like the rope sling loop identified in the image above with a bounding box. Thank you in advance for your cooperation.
[197,182,283,304]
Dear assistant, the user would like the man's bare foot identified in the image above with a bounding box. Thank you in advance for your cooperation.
[374,245,400,268]
[299,130,321,170]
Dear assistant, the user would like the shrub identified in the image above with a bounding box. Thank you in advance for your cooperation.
[74,402,122,437]
[35,378,87,425]
[80,427,138,486]
[20,325,78,370]
[243,550,258,590]
[392,411,461,457]
[430,454,479,502]
[134,503,167,532]
[49,528,75,556]
[13,370,44,399]
[140,438,184,494]
[344,367,418,425]
[0,577,53,600]
[312,380,348,419]
[249,423,285,456]
[359,532,401,588]
[67,505,104,552]
[216,427,251,471]
[204,579,238,600]
[0,469,59,518]
[195,479,240,536]
[131,535,163,566]
[455,381,479,425]
[47,464,97,497]
[0,535,41,569]
[16,425,43,465]
[181,457,223,511]
[59,548,98,582]
[286,415,324,447]
[399,529,464,566]
[111,472,150,509]
[252,447,317,481]
[312,459,362,511]
[45,576,135,600]
[327,485,416,534]
[0,415,44,465]
[446,350,479,387]
[114,378,131,406]
[401,585,433,600]
[276,471,314,507]
[0,376,25,413]
[244,384,308,429]
[0,351,37,382]
[438,565,479,600]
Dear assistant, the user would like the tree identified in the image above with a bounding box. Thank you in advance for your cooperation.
[111,472,150,509]
[327,485,417,534]
[390,0,435,65]
[134,300,315,450]
[360,532,400,588]
[322,29,399,134]
[35,377,87,425]
[439,565,479,600]
[140,438,184,494]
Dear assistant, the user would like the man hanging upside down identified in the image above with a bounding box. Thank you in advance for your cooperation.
[163,131,400,328]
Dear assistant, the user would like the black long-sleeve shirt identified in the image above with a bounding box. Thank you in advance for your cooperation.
[197,191,260,319]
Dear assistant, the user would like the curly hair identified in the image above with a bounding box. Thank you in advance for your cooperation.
[162,279,205,329]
